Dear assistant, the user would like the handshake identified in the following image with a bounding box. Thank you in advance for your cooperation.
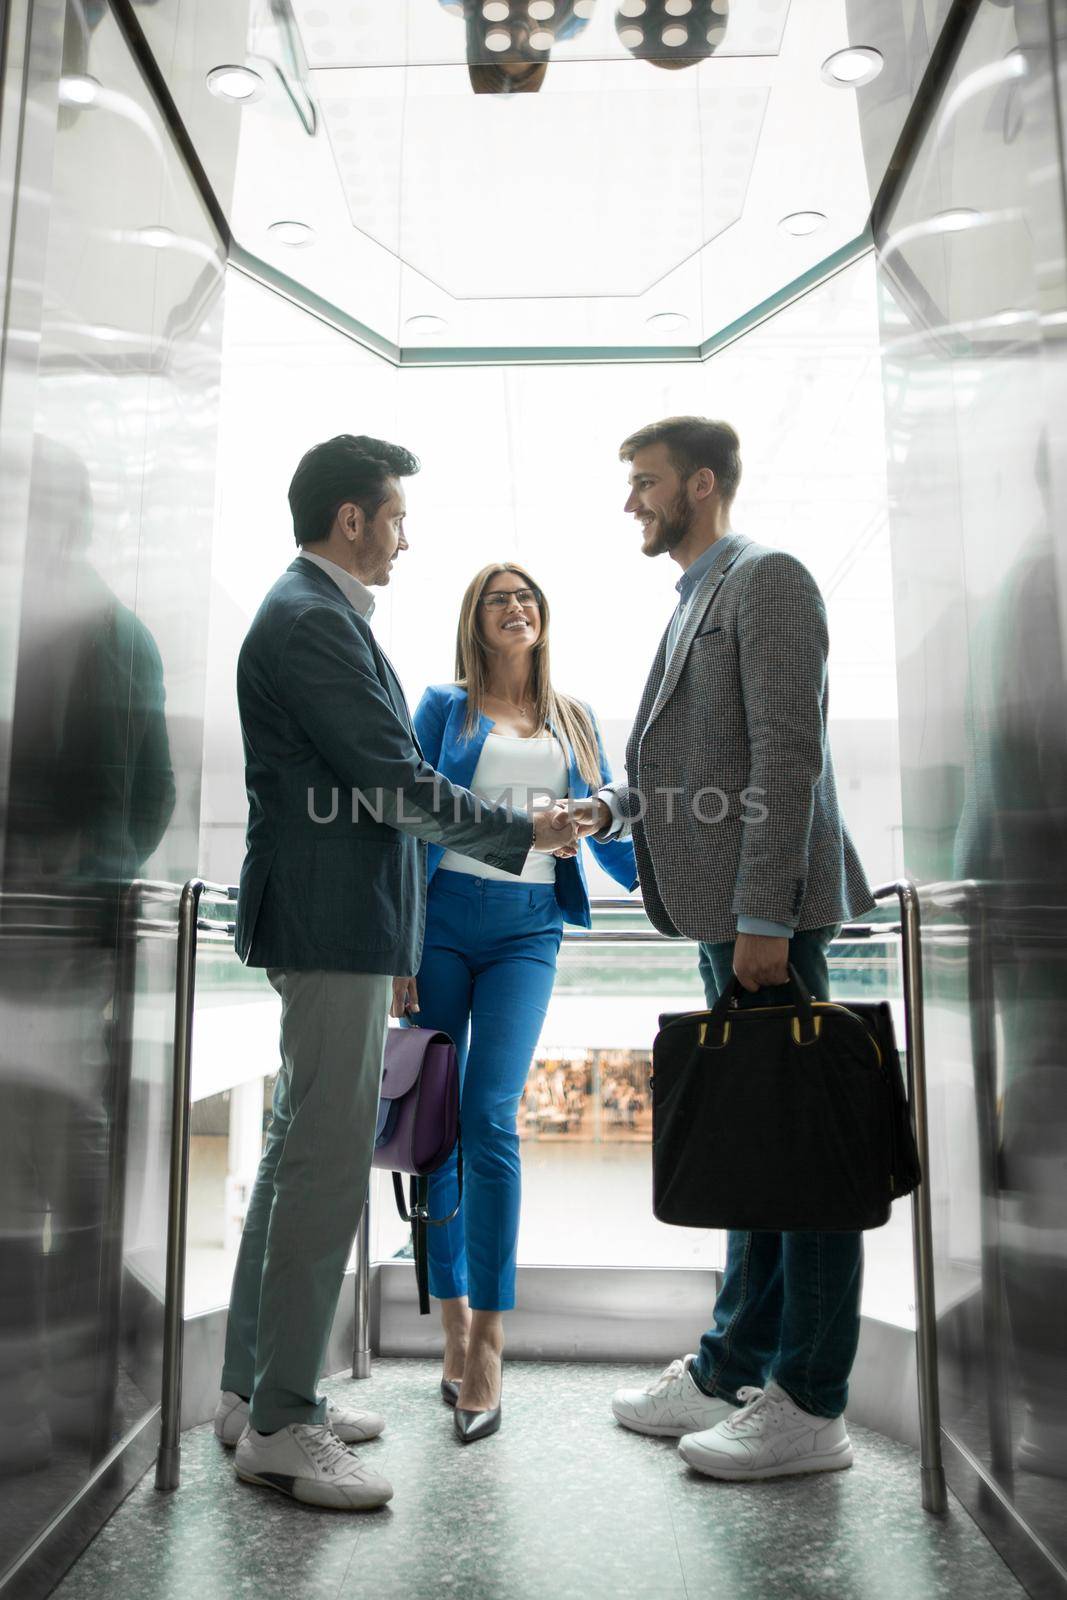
[530,797,612,858]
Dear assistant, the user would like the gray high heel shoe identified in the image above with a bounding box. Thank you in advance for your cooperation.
[453,1400,502,1444]
[440,1378,461,1408]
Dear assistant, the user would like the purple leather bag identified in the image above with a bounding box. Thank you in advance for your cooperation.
[372,1025,461,1314]
[372,1026,459,1176]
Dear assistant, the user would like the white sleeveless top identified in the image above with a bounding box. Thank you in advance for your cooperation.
[439,732,569,885]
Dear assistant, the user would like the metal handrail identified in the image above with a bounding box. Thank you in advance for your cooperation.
[153,878,945,1511]
[155,878,234,1492]
[872,880,947,1516]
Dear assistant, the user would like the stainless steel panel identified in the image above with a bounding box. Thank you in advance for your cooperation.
[872,0,1067,1584]
[0,1,227,1586]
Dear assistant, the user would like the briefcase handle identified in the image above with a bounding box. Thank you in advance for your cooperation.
[704,963,818,1048]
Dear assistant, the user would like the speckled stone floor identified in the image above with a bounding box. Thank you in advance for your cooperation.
[53,1361,1025,1600]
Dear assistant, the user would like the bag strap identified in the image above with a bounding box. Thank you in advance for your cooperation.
[390,1133,464,1317]
[704,962,817,1046]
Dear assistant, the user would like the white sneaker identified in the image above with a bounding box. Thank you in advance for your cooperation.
[213,1391,385,1448]
[612,1355,735,1438]
[234,1423,393,1510]
[679,1381,854,1480]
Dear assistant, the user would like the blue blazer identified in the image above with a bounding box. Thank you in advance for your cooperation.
[413,684,639,929]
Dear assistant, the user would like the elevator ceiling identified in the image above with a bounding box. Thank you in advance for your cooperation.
[142,0,942,361]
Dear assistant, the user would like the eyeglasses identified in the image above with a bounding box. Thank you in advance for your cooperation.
[480,587,541,610]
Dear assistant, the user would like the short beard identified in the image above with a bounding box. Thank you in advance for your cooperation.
[643,487,693,557]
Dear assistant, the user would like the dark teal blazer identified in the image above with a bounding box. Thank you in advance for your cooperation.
[413,684,639,929]
[235,560,533,975]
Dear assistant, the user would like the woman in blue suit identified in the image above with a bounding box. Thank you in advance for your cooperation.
[392,561,637,1443]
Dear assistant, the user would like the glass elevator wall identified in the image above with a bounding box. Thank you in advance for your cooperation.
[189,251,904,1312]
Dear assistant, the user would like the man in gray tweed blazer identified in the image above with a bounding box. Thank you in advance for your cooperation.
[576,415,874,1482]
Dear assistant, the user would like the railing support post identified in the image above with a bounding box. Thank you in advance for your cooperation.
[874,879,948,1515]
[352,1191,371,1378]
[155,879,204,1491]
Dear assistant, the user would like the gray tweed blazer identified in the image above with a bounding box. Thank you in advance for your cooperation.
[610,536,873,943]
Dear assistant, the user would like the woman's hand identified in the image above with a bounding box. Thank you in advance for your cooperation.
[391,975,419,1019]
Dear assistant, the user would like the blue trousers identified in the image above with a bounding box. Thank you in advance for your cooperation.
[415,871,562,1312]
[689,927,864,1419]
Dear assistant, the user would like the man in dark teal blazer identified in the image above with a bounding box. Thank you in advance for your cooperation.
[217,435,575,1511]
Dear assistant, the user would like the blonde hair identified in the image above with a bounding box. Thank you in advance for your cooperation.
[454,563,602,787]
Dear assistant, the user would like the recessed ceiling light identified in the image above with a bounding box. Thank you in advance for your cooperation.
[779,211,827,236]
[405,315,448,334]
[529,28,555,49]
[485,27,512,50]
[58,74,101,106]
[138,225,175,248]
[821,47,883,88]
[268,219,315,246]
[206,64,265,102]
[646,312,689,331]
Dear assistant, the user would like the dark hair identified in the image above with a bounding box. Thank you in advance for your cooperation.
[619,416,742,507]
[461,0,584,92]
[288,434,420,546]
[467,62,547,94]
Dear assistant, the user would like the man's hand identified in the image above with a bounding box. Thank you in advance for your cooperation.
[568,796,612,839]
[733,933,790,993]
[391,975,419,1019]
[532,803,579,856]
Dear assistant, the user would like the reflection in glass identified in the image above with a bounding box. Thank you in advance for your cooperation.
[614,0,728,68]
[441,0,594,92]
[0,0,223,1579]
[874,0,1067,1569]
[0,438,174,1498]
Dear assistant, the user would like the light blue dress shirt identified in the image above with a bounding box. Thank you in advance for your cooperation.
[664,539,724,660]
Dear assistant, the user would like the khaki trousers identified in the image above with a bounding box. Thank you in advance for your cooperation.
[220,968,389,1433]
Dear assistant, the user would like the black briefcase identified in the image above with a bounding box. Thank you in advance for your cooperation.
[652,968,921,1232]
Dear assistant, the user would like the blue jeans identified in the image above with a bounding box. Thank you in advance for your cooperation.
[689,927,864,1419]
[415,871,563,1312]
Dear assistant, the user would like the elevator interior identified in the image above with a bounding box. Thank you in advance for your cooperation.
[1,1,1066,1597]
